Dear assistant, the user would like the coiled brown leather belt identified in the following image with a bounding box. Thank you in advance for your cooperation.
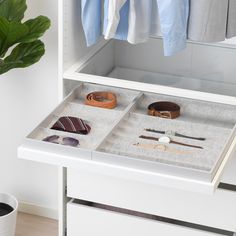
[148,101,180,119]
[85,91,117,109]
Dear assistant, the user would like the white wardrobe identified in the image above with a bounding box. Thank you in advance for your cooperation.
[18,1,236,236]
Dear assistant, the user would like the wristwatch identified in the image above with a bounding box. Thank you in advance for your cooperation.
[133,142,193,155]
[139,135,203,149]
[148,101,180,119]
[85,91,117,109]
[145,128,206,141]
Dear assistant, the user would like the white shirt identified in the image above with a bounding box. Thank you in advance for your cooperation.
[127,0,152,44]
[104,0,189,56]
[127,0,161,44]
[104,0,127,39]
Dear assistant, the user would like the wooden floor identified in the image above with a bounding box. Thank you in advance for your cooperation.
[15,212,58,236]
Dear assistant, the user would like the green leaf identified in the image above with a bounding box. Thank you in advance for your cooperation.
[21,16,51,43]
[0,40,45,74]
[0,0,27,22]
[0,17,28,57]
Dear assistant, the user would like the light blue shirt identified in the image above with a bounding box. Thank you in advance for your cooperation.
[156,0,189,56]
[81,0,102,47]
[81,0,129,47]
[81,0,189,56]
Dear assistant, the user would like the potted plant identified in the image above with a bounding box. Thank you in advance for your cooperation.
[0,0,51,75]
[0,193,18,236]
[0,0,50,235]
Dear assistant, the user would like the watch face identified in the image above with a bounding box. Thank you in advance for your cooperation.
[159,136,171,144]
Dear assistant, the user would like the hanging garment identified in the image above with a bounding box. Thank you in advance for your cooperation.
[127,0,188,56]
[156,0,189,56]
[81,0,102,46]
[150,0,162,38]
[127,0,153,44]
[104,0,129,40]
[103,0,129,40]
[188,0,229,42]
[227,0,236,38]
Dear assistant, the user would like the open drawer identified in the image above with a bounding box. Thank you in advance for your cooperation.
[18,82,236,194]
[64,39,236,103]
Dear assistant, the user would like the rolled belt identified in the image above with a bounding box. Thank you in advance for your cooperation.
[148,101,180,119]
[85,91,117,109]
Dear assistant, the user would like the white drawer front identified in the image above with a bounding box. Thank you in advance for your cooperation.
[67,200,225,236]
[221,153,236,185]
[67,168,236,232]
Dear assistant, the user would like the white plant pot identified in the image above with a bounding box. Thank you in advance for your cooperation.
[0,193,18,236]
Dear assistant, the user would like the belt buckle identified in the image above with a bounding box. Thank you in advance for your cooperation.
[159,111,172,119]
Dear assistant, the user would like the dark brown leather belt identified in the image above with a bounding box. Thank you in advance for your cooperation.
[148,101,180,119]
[85,91,117,109]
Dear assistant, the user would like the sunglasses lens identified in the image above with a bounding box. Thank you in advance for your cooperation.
[63,137,79,147]
[43,135,59,143]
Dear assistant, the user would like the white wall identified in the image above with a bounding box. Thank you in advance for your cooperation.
[0,0,58,217]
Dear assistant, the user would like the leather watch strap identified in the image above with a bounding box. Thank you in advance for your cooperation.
[148,101,180,119]
[139,135,203,149]
[133,142,193,155]
[85,91,117,109]
[145,128,206,141]
[170,140,203,149]
[174,132,205,141]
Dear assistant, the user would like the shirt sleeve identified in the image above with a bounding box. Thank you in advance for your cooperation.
[157,0,189,56]
[81,0,102,47]
[104,0,128,39]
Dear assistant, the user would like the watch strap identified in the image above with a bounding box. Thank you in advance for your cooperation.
[144,128,165,134]
[145,128,205,141]
[139,135,203,149]
[133,142,193,155]
[139,135,159,142]
[174,132,206,141]
[170,140,203,149]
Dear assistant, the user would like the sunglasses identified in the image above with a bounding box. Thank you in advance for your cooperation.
[43,135,79,147]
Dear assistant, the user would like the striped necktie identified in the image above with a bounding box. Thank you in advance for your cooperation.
[51,116,91,135]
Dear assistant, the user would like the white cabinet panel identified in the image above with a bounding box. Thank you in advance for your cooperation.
[67,169,236,231]
[67,200,225,236]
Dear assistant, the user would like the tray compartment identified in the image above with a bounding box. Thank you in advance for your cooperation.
[27,83,137,150]
[95,112,233,181]
[67,82,140,111]
[28,104,122,150]
[132,92,236,128]
[95,91,236,182]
